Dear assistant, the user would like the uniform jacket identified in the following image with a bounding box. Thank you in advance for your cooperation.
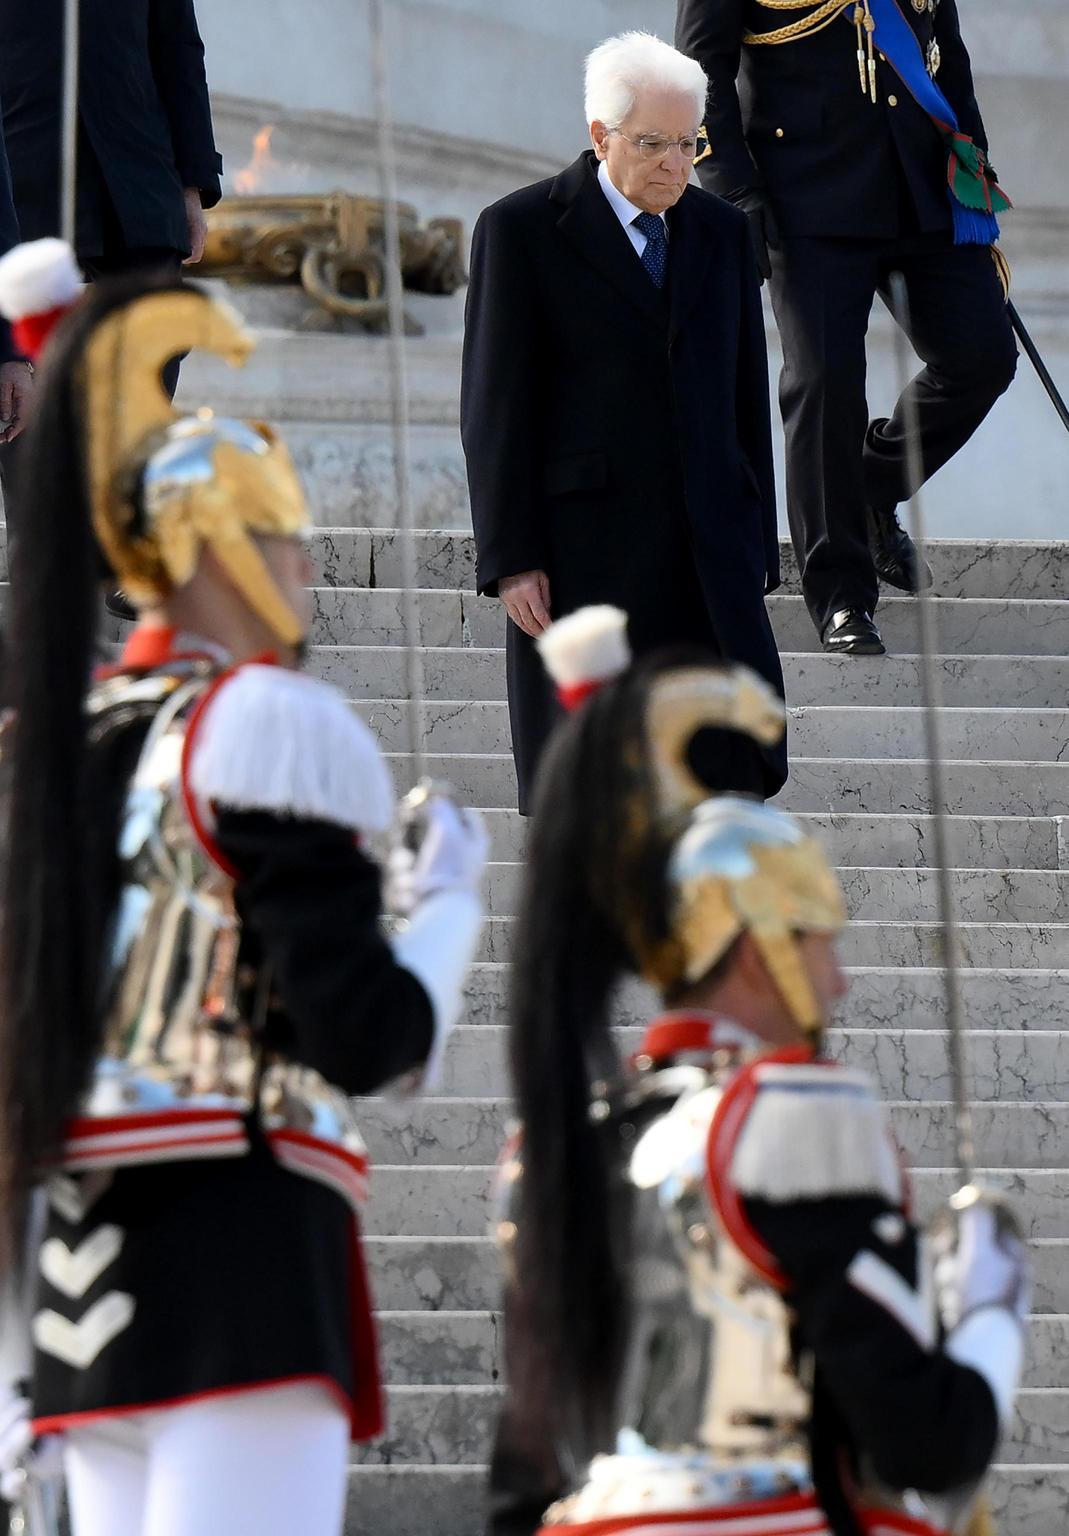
[461,151,785,810]
[676,0,989,237]
[489,1023,1003,1536]
[0,0,222,258]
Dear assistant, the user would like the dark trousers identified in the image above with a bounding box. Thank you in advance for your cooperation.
[768,231,1018,634]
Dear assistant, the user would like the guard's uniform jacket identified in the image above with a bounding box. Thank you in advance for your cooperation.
[489,1014,1001,1536]
[29,630,435,1442]
[676,0,988,238]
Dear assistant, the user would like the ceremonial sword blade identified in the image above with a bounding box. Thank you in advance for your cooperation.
[888,272,975,1189]
[367,0,427,788]
[60,0,80,247]
[1007,300,1069,438]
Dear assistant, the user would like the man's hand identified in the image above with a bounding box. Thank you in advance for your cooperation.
[0,362,35,445]
[183,188,208,266]
[499,570,551,638]
[735,190,781,285]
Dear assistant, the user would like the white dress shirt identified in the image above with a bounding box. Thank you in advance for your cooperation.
[597,160,669,258]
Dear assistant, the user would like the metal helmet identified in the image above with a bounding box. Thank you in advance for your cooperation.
[83,287,311,645]
[646,796,847,1035]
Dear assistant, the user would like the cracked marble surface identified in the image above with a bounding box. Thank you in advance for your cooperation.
[770,596,1069,656]
[778,758,1069,817]
[353,1386,499,1466]
[473,916,1069,967]
[479,862,1069,922]
[376,1312,501,1387]
[366,1239,502,1312]
[364,1165,1069,1243]
[479,809,1059,870]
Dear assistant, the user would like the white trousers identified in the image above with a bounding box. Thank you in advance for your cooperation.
[64,1381,350,1536]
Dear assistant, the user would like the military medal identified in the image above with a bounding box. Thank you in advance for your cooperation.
[911,0,926,10]
[927,37,941,75]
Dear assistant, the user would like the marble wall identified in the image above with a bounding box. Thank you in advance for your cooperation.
[194,0,1069,537]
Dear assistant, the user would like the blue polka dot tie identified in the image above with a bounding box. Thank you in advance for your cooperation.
[633,212,668,289]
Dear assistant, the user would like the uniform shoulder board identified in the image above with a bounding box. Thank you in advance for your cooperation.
[709,1053,904,1211]
[186,662,396,837]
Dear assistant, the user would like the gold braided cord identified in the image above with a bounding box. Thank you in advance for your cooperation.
[744,0,853,45]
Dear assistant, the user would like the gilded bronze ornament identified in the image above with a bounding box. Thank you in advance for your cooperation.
[190,192,466,334]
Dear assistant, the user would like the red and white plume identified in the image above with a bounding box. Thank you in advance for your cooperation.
[536,605,631,711]
[0,238,83,362]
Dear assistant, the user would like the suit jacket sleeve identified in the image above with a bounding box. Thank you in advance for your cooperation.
[148,0,224,205]
[461,204,549,597]
[745,1193,1000,1495]
[675,0,763,199]
[734,213,779,592]
[216,810,435,1096]
[934,0,988,153]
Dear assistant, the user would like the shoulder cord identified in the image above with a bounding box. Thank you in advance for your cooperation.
[744,0,854,47]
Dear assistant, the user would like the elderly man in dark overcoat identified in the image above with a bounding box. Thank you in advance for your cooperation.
[461,30,785,815]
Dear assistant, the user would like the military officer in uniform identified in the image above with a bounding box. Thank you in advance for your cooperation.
[676,0,1018,655]
[487,604,1030,1536]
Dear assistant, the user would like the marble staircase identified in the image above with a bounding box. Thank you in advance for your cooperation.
[298,527,1069,1536]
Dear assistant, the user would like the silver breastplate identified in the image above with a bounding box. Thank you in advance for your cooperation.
[88,667,257,1114]
[619,1067,810,1477]
[82,670,364,1160]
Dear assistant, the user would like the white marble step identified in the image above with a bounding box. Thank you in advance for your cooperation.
[357,1093,1069,1170]
[459,965,1069,1033]
[478,810,1062,870]
[366,1235,1069,1317]
[361,1167,1069,1241]
[9,524,1069,601]
[304,529,1069,603]
[383,751,1069,816]
[341,1464,1068,1536]
[376,1309,1069,1390]
[311,644,1069,711]
[470,917,1069,968]
[354,698,1069,761]
[350,1383,1069,1467]
[479,863,1068,921]
[305,587,1069,656]
[388,1022,1069,1105]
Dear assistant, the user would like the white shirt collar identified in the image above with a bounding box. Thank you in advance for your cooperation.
[597,158,668,237]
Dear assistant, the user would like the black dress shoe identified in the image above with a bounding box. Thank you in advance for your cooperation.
[822,608,885,655]
[867,503,934,592]
[105,588,138,622]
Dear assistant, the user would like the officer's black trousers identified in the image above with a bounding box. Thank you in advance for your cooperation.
[769,231,1018,635]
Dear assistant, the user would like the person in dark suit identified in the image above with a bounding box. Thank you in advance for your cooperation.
[0,0,222,292]
[677,0,1018,654]
[462,30,786,816]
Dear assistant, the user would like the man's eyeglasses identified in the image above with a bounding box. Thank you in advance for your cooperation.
[608,130,710,162]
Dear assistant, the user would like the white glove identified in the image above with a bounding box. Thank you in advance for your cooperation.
[932,1193,1032,1426]
[934,1198,1031,1332]
[0,1383,31,1500]
[386,791,489,918]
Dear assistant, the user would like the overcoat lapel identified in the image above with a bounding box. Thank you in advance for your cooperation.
[551,153,664,329]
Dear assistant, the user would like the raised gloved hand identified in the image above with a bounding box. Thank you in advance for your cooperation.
[933,1193,1031,1332]
[733,189,781,285]
[386,785,489,919]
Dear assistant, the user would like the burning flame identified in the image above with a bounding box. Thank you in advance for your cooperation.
[234,126,277,195]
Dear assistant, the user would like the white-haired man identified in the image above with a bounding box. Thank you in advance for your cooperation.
[461,31,786,815]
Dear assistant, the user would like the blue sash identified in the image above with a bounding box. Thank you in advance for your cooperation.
[866,0,1010,244]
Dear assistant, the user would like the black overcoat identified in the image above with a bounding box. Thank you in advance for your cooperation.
[461,151,785,814]
[676,0,988,237]
[0,0,222,258]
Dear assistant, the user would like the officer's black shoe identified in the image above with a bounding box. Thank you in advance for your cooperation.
[822,609,885,656]
[105,589,137,622]
[866,503,934,593]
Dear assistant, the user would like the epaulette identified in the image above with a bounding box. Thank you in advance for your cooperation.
[186,661,395,837]
[706,1049,904,1288]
